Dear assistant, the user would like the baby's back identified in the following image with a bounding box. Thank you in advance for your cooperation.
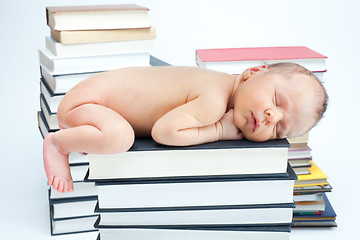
[68,66,234,136]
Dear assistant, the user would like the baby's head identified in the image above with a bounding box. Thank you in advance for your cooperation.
[232,62,328,142]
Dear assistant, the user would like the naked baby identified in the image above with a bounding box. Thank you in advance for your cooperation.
[43,62,328,193]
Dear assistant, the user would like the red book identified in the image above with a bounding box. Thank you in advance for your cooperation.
[196,46,327,75]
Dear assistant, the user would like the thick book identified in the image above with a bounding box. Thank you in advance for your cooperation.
[40,93,58,130]
[196,46,327,74]
[40,55,169,95]
[40,79,63,113]
[38,110,56,138]
[50,214,98,236]
[39,47,150,75]
[51,27,156,45]
[46,36,154,58]
[95,202,294,226]
[46,4,150,31]
[88,138,290,181]
[95,224,291,240]
[93,165,296,210]
[49,181,97,201]
[51,196,98,220]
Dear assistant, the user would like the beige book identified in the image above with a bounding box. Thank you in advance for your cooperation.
[51,27,156,44]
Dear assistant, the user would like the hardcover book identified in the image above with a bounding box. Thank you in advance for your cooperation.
[196,46,327,74]
[39,47,150,75]
[46,4,150,31]
[88,138,290,181]
[95,224,291,240]
[93,165,296,209]
[46,36,154,58]
[51,27,156,45]
[95,202,295,226]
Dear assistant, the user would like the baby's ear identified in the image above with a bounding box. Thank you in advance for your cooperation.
[241,65,269,82]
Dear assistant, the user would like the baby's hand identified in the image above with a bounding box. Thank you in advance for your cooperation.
[218,109,244,141]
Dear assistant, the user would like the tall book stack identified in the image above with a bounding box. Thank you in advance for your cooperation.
[37,4,156,236]
[288,135,337,227]
[196,46,336,227]
[87,138,296,240]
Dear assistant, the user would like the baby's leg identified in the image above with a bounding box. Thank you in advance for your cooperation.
[43,103,134,193]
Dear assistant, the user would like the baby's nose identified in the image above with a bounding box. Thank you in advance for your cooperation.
[265,109,282,125]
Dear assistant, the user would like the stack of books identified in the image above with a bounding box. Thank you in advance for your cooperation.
[87,138,296,240]
[196,46,336,227]
[37,4,156,236]
[289,136,337,227]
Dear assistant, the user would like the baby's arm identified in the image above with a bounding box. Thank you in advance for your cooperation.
[151,95,243,146]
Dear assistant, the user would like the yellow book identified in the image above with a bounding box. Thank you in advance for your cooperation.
[294,161,328,187]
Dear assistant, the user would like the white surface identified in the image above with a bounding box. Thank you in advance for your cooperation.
[0,0,359,239]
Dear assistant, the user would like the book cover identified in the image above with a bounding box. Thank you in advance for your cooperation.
[196,46,327,62]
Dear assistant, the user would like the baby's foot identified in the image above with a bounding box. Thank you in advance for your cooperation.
[43,133,74,193]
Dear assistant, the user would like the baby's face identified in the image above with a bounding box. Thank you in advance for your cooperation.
[232,71,318,142]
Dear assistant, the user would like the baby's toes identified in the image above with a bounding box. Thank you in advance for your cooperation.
[48,176,55,186]
[52,177,60,190]
[57,180,65,193]
[68,180,74,193]
[62,181,69,193]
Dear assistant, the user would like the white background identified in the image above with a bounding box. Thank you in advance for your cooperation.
[0,0,359,239]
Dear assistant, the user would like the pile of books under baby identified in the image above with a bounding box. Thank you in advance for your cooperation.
[37,4,156,237]
[196,46,337,227]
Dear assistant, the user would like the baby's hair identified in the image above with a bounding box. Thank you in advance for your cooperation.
[266,62,329,131]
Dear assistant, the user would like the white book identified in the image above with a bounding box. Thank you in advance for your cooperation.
[47,4,150,31]
[97,204,294,226]
[40,80,63,113]
[41,65,101,94]
[96,168,296,209]
[52,199,98,219]
[97,228,290,240]
[51,215,98,235]
[293,193,322,202]
[49,231,98,240]
[46,36,154,58]
[39,47,150,75]
[49,181,97,200]
[40,94,58,130]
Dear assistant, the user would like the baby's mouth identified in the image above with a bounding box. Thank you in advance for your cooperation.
[251,112,257,132]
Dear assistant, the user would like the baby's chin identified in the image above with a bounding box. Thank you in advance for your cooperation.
[242,131,271,142]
